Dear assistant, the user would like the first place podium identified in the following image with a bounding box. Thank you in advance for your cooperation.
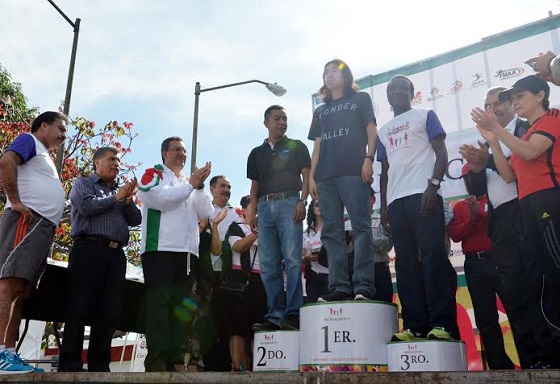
[299,301,398,372]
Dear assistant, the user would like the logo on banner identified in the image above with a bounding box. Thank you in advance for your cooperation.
[449,80,463,94]
[470,73,486,88]
[427,87,443,102]
[494,67,525,81]
[412,91,422,105]
[324,307,351,321]
[261,333,278,345]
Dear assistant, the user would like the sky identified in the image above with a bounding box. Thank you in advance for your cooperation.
[2,0,560,207]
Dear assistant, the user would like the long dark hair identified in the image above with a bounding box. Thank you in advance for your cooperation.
[306,199,320,234]
[319,59,359,104]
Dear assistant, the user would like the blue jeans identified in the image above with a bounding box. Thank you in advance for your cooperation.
[258,195,303,324]
[317,176,375,296]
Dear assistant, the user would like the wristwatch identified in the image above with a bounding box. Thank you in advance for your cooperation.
[429,178,441,188]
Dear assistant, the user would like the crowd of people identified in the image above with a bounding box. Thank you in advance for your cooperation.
[0,51,559,374]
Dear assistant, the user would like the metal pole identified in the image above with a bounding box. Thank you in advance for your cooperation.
[55,17,80,174]
[191,82,201,174]
[189,79,285,174]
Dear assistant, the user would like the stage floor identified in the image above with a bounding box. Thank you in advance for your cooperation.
[0,370,559,384]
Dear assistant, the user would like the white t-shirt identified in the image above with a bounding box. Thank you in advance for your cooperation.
[209,205,244,271]
[485,118,519,209]
[377,108,446,206]
[228,222,260,273]
[303,227,328,275]
[6,134,65,224]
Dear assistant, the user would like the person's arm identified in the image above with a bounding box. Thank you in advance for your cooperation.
[421,135,447,215]
[247,179,259,230]
[294,141,311,222]
[210,210,227,255]
[458,141,489,173]
[362,121,377,183]
[472,107,553,161]
[70,177,132,217]
[380,159,390,232]
[231,232,258,253]
[480,130,517,183]
[0,151,25,207]
[294,167,310,223]
[448,202,476,242]
[309,138,321,200]
[137,166,194,211]
[525,51,560,86]
[123,199,142,226]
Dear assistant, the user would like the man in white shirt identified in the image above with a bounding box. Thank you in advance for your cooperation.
[0,111,67,373]
[137,136,213,372]
[378,76,458,342]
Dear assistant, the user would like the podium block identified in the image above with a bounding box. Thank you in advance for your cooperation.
[387,340,467,372]
[253,330,299,371]
[299,301,398,372]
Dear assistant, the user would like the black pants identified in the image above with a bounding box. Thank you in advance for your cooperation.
[142,251,196,372]
[373,262,393,303]
[305,270,328,303]
[58,239,126,372]
[520,189,560,344]
[388,194,459,337]
[490,197,560,368]
[464,253,514,369]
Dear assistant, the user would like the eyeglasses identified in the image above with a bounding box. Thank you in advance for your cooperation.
[312,202,320,207]
[167,147,187,154]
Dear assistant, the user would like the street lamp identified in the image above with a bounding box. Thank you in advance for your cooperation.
[47,0,81,175]
[191,80,287,173]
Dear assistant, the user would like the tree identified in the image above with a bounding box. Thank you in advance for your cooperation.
[0,63,142,265]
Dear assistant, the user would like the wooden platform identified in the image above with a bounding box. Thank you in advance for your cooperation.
[1,370,560,384]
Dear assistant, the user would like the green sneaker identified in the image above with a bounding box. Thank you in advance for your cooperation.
[427,327,453,340]
[391,329,422,342]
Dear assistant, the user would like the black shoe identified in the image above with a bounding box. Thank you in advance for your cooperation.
[318,290,352,302]
[252,320,280,332]
[280,316,299,330]
[354,289,375,300]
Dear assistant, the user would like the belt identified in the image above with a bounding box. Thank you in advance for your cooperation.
[465,251,490,260]
[259,191,299,201]
[76,236,123,249]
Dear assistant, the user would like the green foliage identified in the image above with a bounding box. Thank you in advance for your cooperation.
[0,63,37,123]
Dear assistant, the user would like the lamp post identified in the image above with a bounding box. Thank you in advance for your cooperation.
[47,0,81,175]
[191,80,287,173]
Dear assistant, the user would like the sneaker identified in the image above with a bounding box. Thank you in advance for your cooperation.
[0,350,34,374]
[427,327,453,340]
[5,351,43,373]
[252,320,280,332]
[354,289,374,301]
[317,291,352,302]
[280,316,299,331]
[391,329,422,342]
